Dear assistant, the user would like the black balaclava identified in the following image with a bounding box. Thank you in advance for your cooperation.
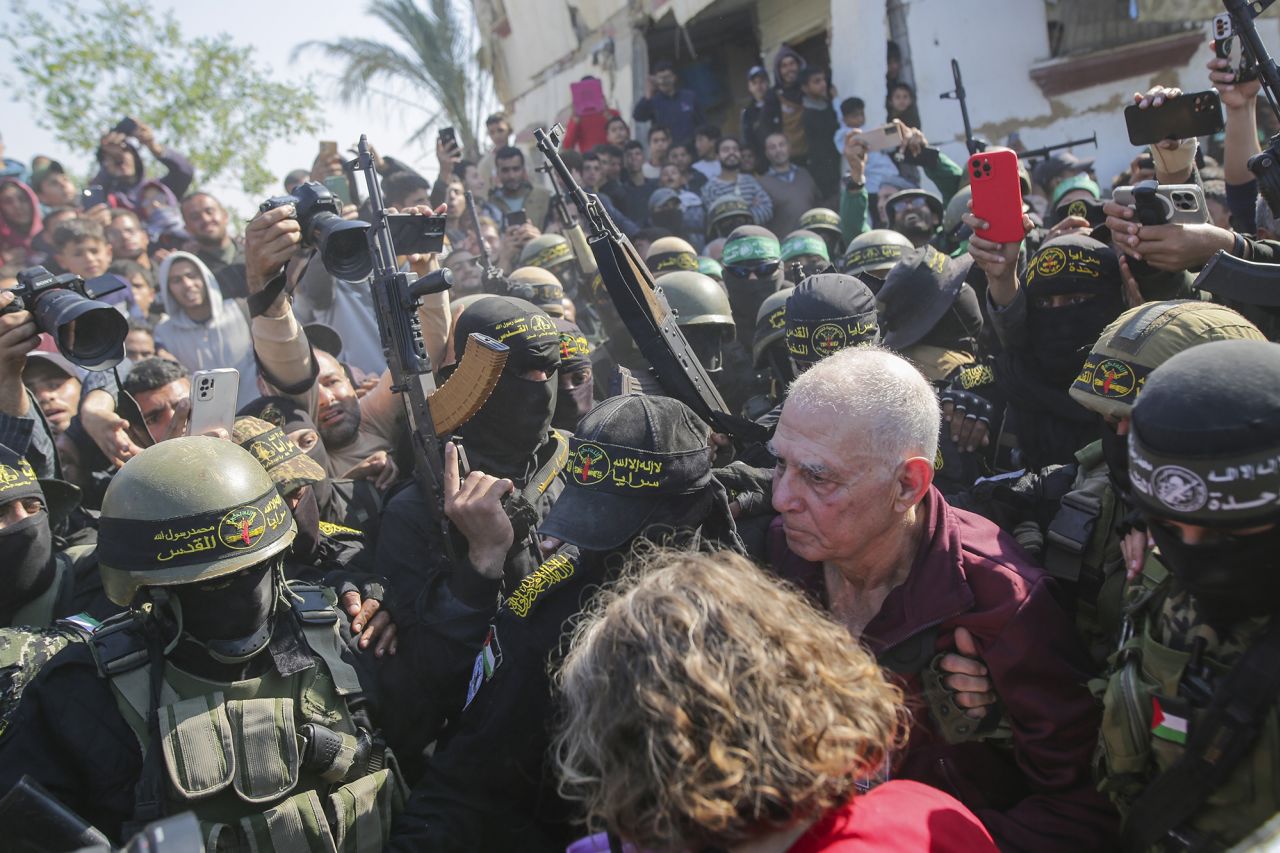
[0,447,56,624]
[721,225,784,343]
[290,486,322,562]
[454,296,562,474]
[0,513,54,624]
[1128,339,1280,624]
[554,318,595,431]
[1023,235,1125,387]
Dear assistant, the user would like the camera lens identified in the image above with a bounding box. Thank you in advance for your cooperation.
[308,211,373,281]
[31,288,128,371]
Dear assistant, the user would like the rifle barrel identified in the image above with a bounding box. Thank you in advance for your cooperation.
[1017,133,1099,160]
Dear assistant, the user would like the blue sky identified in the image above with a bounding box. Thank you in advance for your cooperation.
[0,0,463,220]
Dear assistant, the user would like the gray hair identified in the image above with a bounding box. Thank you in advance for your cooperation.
[786,346,939,465]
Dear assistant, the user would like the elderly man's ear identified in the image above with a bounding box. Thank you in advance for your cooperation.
[893,456,934,514]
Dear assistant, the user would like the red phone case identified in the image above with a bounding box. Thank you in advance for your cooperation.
[968,149,1024,244]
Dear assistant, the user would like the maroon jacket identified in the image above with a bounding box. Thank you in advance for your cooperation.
[769,487,1118,852]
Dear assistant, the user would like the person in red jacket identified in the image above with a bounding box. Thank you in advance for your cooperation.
[767,346,1119,853]
[561,76,623,153]
[553,548,996,853]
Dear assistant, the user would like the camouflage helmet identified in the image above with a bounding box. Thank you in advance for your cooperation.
[753,286,794,367]
[508,265,566,317]
[645,236,700,275]
[708,195,753,231]
[98,437,296,606]
[942,186,974,239]
[657,270,735,337]
[798,207,842,241]
[840,229,914,279]
[1069,301,1264,420]
[519,233,575,270]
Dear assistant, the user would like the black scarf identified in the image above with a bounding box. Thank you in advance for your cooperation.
[0,512,54,623]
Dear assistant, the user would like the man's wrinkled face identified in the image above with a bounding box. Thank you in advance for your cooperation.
[181,195,228,246]
[57,238,111,280]
[37,173,77,208]
[107,214,148,260]
[660,164,684,189]
[890,196,938,243]
[765,134,790,169]
[138,378,190,442]
[314,350,362,448]
[0,185,33,230]
[24,365,80,434]
[778,56,801,85]
[497,155,526,193]
[717,139,741,171]
[770,402,897,564]
[748,76,769,101]
[125,329,156,362]
[167,259,206,312]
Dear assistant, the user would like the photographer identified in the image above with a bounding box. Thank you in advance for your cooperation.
[91,118,194,213]
[0,289,57,480]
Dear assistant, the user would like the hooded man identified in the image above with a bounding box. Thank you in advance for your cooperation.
[0,178,42,263]
[90,121,194,213]
[153,251,259,408]
[388,394,742,851]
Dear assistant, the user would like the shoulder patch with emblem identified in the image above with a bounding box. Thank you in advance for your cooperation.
[464,624,503,710]
[958,364,995,390]
[318,520,364,540]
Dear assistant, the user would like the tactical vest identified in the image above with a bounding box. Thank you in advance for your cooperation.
[90,583,403,852]
[1096,559,1280,849]
[0,547,100,739]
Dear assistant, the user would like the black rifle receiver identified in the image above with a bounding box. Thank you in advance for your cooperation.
[464,189,507,295]
[353,136,507,551]
[1222,0,1280,213]
[533,123,766,442]
[1017,133,1099,161]
[940,58,984,156]
[537,161,577,229]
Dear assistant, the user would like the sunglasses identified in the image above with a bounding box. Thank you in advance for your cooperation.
[724,260,781,279]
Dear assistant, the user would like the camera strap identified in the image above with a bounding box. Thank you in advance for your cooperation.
[247,271,290,318]
[113,366,155,450]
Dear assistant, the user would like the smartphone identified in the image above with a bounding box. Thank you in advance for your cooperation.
[1213,14,1259,84]
[387,213,448,256]
[1124,90,1224,145]
[1112,182,1208,226]
[860,123,902,152]
[80,185,109,210]
[323,175,353,206]
[113,117,139,136]
[967,149,1024,243]
[439,127,458,151]
[189,368,240,437]
[318,140,339,159]
[504,210,528,230]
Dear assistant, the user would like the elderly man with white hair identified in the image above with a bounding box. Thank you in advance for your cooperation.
[767,347,1118,852]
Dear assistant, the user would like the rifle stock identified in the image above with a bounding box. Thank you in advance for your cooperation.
[1194,249,1280,306]
[353,136,509,545]
[533,123,767,442]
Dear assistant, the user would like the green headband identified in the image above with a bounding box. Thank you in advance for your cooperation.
[781,234,830,262]
[723,235,781,265]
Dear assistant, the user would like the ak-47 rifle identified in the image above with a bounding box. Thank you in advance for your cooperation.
[464,189,507,295]
[1221,0,1280,214]
[353,136,510,547]
[533,123,766,442]
[1017,133,1099,161]
[940,58,984,156]
[538,161,576,229]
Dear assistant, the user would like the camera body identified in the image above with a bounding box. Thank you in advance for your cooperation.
[260,181,373,281]
[4,267,128,370]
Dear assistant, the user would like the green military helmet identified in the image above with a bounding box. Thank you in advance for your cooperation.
[98,437,296,606]
[698,256,724,282]
[508,265,566,317]
[519,233,575,271]
[1069,301,1264,420]
[645,236,700,275]
[753,286,794,367]
[942,186,973,240]
[798,207,843,256]
[656,270,735,339]
[708,195,753,238]
[840,229,914,280]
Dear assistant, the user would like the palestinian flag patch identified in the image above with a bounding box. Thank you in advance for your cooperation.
[464,625,503,710]
[1151,695,1189,745]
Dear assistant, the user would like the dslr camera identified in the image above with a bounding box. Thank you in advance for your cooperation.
[2,267,127,370]
[259,181,372,280]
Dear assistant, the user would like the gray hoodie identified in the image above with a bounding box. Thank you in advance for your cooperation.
[154,251,259,408]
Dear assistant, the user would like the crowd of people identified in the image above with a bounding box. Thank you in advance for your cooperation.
[2,29,1280,853]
